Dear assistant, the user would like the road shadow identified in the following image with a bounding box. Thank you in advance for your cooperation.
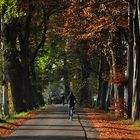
[2,135,99,140]
[1,136,139,140]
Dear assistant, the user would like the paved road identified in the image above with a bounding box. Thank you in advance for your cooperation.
[5,105,98,140]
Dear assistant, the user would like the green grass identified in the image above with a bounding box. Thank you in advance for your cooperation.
[0,111,29,127]
[0,104,48,126]
[6,112,28,123]
[7,104,48,122]
[107,112,118,118]
[122,119,140,131]
[38,104,48,110]
[124,119,133,124]
[133,121,140,131]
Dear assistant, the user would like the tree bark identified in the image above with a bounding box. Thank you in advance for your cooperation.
[78,41,91,107]
[97,53,103,108]
[63,57,70,97]
[30,61,45,106]
[101,81,108,110]
[131,0,140,121]
[0,15,9,116]
[126,2,133,116]
[5,23,26,112]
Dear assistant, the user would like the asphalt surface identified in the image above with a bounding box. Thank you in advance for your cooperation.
[5,104,98,140]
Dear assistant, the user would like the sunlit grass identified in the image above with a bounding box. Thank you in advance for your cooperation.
[124,119,133,124]
[122,119,140,131]
[6,112,28,123]
[0,104,48,126]
[107,112,118,118]
[39,104,48,110]
[133,121,140,131]
[7,104,48,122]
[0,111,28,127]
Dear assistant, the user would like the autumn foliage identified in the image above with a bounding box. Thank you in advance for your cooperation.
[62,0,127,40]
[103,67,127,85]
[0,111,37,137]
[60,0,128,116]
[110,98,127,117]
[87,109,140,139]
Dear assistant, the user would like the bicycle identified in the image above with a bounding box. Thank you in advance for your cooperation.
[67,92,76,120]
[68,105,74,120]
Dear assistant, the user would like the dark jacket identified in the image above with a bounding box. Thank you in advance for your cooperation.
[67,93,76,107]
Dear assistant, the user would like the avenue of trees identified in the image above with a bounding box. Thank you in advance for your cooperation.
[0,0,140,122]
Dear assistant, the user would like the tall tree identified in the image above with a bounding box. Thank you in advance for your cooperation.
[0,9,9,116]
[129,0,140,121]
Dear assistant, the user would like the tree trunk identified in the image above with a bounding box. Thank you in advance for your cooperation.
[23,57,33,107]
[30,61,45,106]
[63,57,70,97]
[106,83,113,110]
[110,29,125,115]
[111,49,119,100]
[97,54,103,107]
[18,13,35,110]
[5,23,27,112]
[1,15,9,116]
[126,0,134,118]
[101,81,108,110]
[79,41,91,107]
[131,0,140,121]
[9,60,26,112]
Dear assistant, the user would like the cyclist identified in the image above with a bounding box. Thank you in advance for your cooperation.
[67,92,76,119]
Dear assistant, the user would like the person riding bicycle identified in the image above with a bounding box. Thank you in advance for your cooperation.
[67,92,76,119]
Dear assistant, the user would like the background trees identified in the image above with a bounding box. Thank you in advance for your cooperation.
[0,0,70,114]
[60,0,128,109]
[0,0,140,122]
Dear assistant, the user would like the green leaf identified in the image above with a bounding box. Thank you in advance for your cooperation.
[0,0,26,23]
